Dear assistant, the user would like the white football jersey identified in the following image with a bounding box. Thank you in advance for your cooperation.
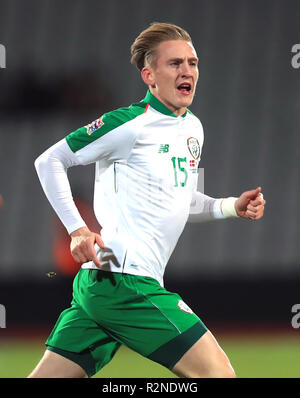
[36,91,224,286]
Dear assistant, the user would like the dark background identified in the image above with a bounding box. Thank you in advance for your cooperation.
[0,0,299,332]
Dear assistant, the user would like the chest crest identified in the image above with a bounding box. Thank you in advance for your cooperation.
[187,137,200,160]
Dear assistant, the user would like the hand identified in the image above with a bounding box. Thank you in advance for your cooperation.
[234,186,266,220]
[70,226,105,268]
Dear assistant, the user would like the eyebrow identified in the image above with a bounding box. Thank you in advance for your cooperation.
[168,57,199,63]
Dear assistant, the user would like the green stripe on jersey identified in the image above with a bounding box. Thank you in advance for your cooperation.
[66,101,147,153]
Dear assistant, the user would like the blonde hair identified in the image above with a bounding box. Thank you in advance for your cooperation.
[130,22,192,71]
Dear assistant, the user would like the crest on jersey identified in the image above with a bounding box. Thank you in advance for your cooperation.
[177,300,193,314]
[187,137,200,160]
[85,116,104,135]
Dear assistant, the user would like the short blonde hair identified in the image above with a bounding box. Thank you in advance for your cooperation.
[130,22,192,71]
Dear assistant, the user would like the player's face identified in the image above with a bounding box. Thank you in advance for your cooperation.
[147,40,199,116]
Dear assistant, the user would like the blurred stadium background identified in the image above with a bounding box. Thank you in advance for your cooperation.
[0,0,300,378]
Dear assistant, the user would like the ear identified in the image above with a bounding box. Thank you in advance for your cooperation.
[141,66,156,87]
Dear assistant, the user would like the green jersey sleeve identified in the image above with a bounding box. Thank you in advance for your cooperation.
[65,102,146,165]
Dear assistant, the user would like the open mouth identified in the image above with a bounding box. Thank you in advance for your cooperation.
[177,83,192,95]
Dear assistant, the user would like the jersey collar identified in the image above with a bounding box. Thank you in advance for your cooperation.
[144,90,188,118]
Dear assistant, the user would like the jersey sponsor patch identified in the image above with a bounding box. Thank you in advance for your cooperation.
[177,299,193,314]
[85,116,104,135]
[187,137,200,160]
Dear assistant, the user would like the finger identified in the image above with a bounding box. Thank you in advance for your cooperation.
[256,209,265,219]
[72,239,96,265]
[243,187,262,200]
[96,234,106,249]
[247,204,259,213]
[245,209,257,219]
[86,241,102,268]
[247,206,265,220]
[92,253,101,268]
[249,199,264,207]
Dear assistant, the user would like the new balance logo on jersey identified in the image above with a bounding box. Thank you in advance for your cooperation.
[158,144,169,153]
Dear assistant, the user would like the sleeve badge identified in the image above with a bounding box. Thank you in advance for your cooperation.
[85,116,104,135]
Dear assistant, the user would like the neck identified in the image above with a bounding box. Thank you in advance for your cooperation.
[149,88,187,117]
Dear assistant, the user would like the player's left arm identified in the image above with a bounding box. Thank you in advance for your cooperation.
[188,186,266,222]
[215,186,266,220]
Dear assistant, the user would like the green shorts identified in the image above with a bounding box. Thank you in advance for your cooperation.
[46,269,207,377]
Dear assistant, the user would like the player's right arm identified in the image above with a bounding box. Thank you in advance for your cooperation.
[34,138,104,267]
[35,109,139,267]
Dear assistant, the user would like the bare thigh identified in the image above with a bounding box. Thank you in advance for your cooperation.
[28,349,88,378]
[172,330,236,378]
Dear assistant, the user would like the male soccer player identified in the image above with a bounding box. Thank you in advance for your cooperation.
[29,22,265,378]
